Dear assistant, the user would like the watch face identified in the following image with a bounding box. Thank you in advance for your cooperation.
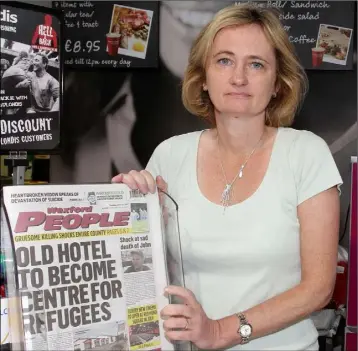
[240,324,252,337]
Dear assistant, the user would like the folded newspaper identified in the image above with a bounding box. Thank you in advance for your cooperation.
[2,183,176,351]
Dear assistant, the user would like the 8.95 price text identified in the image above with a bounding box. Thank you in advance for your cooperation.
[65,40,100,54]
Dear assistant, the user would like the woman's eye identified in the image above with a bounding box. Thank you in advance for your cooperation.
[217,58,232,66]
[251,62,264,69]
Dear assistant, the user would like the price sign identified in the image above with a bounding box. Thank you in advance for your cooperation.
[53,1,159,69]
[65,40,101,53]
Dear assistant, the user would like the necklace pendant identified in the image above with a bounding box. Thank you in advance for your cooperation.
[238,165,244,179]
[221,184,231,208]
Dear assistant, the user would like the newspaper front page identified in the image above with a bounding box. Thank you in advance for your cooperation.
[2,184,174,351]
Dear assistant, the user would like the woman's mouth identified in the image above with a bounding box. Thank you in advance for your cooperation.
[226,92,251,98]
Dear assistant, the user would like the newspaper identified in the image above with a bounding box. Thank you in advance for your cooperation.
[2,184,175,351]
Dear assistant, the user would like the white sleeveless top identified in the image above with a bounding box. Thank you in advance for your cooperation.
[146,127,342,350]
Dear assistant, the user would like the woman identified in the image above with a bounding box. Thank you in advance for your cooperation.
[112,3,342,350]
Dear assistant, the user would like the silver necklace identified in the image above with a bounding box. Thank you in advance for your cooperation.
[218,131,265,209]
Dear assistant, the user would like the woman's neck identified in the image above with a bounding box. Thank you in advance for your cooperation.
[213,112,267,157]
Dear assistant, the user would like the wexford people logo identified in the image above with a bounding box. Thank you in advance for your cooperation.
[31,14,58,52]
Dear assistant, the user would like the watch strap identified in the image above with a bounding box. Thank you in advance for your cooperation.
[237,312,248,325]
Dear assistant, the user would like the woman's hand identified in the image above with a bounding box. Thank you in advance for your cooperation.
[161,286,221,350]
[111,170,167,195]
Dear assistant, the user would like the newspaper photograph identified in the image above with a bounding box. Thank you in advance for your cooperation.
[2,184,174,351]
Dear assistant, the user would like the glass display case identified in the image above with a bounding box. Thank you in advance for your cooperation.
[0,187,192,351]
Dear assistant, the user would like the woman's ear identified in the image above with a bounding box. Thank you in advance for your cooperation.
[203,83,208,91]
[274,81,280,96]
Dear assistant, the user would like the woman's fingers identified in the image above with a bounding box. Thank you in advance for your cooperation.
[163,317,189,331]
[111,171,165,195]
[128,170,151,193]
[140,170,156,193]
[161,303,192,319]
[111,174,123,183]
[156,176,168,206]
[121,173,141,190]
[156,175,168,192]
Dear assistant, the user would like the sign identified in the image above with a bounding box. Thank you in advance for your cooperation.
[235,1,355,70]
[0,2,62,151]
[52,1,354,70]
[53,1,159,69]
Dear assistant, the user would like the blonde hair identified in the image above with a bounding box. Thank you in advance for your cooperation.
[182,3,308,127]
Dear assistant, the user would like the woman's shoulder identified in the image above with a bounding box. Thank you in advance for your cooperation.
[155,130,204,154]
[146,130,204,173]
[279,127,330,154]
[278,128,342,203]
[280,126,339,177]
[280,127,326,143]
[161,130,204,145]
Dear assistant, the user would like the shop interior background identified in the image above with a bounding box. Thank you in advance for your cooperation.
[3,0,358,250]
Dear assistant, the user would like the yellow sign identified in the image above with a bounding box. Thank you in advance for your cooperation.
[127,304,158,326]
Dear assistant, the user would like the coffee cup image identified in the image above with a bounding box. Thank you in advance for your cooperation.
[311,47,326,67]
[106,33,121,56]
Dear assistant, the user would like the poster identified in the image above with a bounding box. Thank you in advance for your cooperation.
[53,1,159,69]
[233,0,355,70]
[0,3,62,151]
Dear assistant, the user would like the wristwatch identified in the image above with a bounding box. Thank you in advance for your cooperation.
[236,312,253,344]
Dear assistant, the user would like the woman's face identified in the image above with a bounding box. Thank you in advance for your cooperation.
[205,23,278,118]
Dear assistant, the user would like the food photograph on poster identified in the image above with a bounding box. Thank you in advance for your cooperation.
[108,5,153,59]
[316,24,353,66]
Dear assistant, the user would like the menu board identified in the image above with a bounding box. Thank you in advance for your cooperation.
[53,1,159,69]
[235,1,356,70]
[1,2,62,152]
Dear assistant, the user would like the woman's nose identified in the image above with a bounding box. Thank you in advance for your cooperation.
[230,65,248,86]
